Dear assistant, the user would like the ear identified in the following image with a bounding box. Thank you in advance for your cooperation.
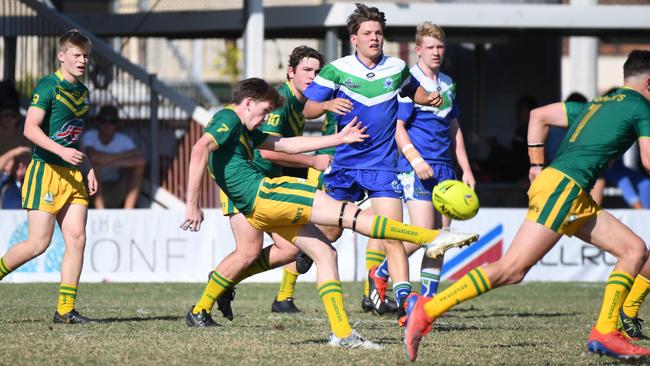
[287,66,295,80]
[350,34,357,46]
[56,50,65,63]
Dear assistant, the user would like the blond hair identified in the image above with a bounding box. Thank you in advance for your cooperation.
[58,29,92,54]
[415,22,446,46]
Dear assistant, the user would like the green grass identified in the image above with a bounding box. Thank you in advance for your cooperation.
[0,281,644,365]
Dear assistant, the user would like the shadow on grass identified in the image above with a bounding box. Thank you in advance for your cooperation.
[460,310,580,319]
[92,315,182,323]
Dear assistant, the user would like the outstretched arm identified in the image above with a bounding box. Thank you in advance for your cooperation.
[303,98,353,119]
[258,117,367,154]
[527,102,568,181]
[258,150,332,170]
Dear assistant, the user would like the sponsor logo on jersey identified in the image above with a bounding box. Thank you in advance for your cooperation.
[53,120,84,144]
[343,78,360,89]
[383,78,393,89]
[366,72,375,79]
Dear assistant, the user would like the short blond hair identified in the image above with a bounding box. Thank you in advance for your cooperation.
[415,22,446,46]
[58,29,92,54]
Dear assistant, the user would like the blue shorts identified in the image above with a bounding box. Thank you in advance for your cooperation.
[398,163,456,202]
[323,167,403,202]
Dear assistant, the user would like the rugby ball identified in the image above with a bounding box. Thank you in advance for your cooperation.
[432,180,479,220]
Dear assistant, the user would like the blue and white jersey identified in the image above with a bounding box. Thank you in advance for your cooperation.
[397,66,460,173]
[304,54,419,171]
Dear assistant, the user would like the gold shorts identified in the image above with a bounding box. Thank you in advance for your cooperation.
[22,160,88,214]
[526,167,600,236]
[245,176,317,243]
[220,189,239,216]
[307,167,325,190]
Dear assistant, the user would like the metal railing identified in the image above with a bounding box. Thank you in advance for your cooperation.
[1,0,218,208]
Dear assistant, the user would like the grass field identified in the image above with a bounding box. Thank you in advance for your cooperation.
[0,281,644,365]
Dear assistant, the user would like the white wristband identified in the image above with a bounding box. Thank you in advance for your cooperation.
[410,157,425,167]
[401,144,415,154]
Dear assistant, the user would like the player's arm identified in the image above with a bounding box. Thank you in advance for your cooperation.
[258,149,332,171]
[639,138,650,176]
[304,98,353,119]
[86,149,144,167]
[258,117,367,154]
[449,118,476,189]
[79,145,97,196]
[23,106,84,166]
[395,119,433,180]
[181,133,218,232]
[527,102,568,181]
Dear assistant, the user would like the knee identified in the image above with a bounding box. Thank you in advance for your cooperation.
[488,262,528,287]
[65,233,87,251]
[320,225,342,242]
[313,246,338,266]
[619,239,648,265]
[233,244,261,264]
[26,238,50,257]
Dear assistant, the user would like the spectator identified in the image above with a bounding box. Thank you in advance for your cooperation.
[510,95,539,181]
[603,159,650,209]
[0,101,31,158]
[0,146,31,209]
[82,105,144,208]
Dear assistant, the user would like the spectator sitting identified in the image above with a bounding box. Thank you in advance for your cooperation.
[82,105,145,208]
[510,95,539,182]
[0,101,31,157]
[0,146,31,209]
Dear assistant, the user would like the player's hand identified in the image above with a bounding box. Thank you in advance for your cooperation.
[60,147,85,166]
[427,91,443,108]
[529,166,543,182]
[325,98,353,115]
[181,205,204,232]
[462,171,476,190]
[311,154,332,171]
[413,161,434,180]
[339,116,368,144]
[86,168,98,196]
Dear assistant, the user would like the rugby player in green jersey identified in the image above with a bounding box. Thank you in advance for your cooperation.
[181,77,477,349]
[0,30,97,324]
[403,50,650,362]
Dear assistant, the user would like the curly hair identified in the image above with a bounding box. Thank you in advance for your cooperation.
[346,3,386,36]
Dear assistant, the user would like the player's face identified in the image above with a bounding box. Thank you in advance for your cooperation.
[57,45,89,81]
[351,21,383,62]
[244,99,273,130]
[416,36,445,71]
[289,57,322,96]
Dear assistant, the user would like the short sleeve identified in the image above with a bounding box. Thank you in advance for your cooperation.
[634,105,650,139]
[304,64,338,102]
[30,78,56,111]
[260,108,287,136]
[564,102,587,128]
[397,96,415,125]
[204,112,240,148]
[399,72,420,99]
[449,101,461,120]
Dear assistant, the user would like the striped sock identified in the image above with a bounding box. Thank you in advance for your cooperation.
[235,250,271,285]
[364,250,385,297]
[318,281,352,338]
[375,258,390,280]
[424,267,492,319]
[276,267,299,302]
[596,271,634,334]
[193,271,233,314]
[369,216,437,245]
[0,257,13,280]
[57,283,78,315]
[622,274,650,319]
[420,267,441,297]
[393,281,412,305]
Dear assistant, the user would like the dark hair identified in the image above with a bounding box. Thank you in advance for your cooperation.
[287,46,324,81]
[623,50,650,79]
[230,78,284,110]
[97,105,119,120]
[346,3,386,36]
[58,29,92,54]
[565,92,588,103]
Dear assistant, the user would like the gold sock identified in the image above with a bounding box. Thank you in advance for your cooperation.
[319,281,352,338]
[235,250,271,285]
[57,283,78,315]
[370,216,437,245]
[424,267,492,319]
[193,271,233,314]
[595,271,634,334]
[364,250,385,297]
[276,267,300,301]
[622,274,650,319]
[0,257,13,280]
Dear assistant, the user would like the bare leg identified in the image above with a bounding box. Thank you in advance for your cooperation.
[123,164,144,209]
[2,210,56,269]
[57,204,88,286]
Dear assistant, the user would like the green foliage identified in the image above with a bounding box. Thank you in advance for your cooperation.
[0,282,642,365]
[215,39,241,85]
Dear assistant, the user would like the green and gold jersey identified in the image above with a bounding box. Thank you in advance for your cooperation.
[252,82,305,177]
[206,107,268,215]
[29,70,90,168]
[551,88,650,190]
[314,111,337,156]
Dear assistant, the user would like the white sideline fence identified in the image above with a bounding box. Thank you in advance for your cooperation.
[1,208,649,283]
